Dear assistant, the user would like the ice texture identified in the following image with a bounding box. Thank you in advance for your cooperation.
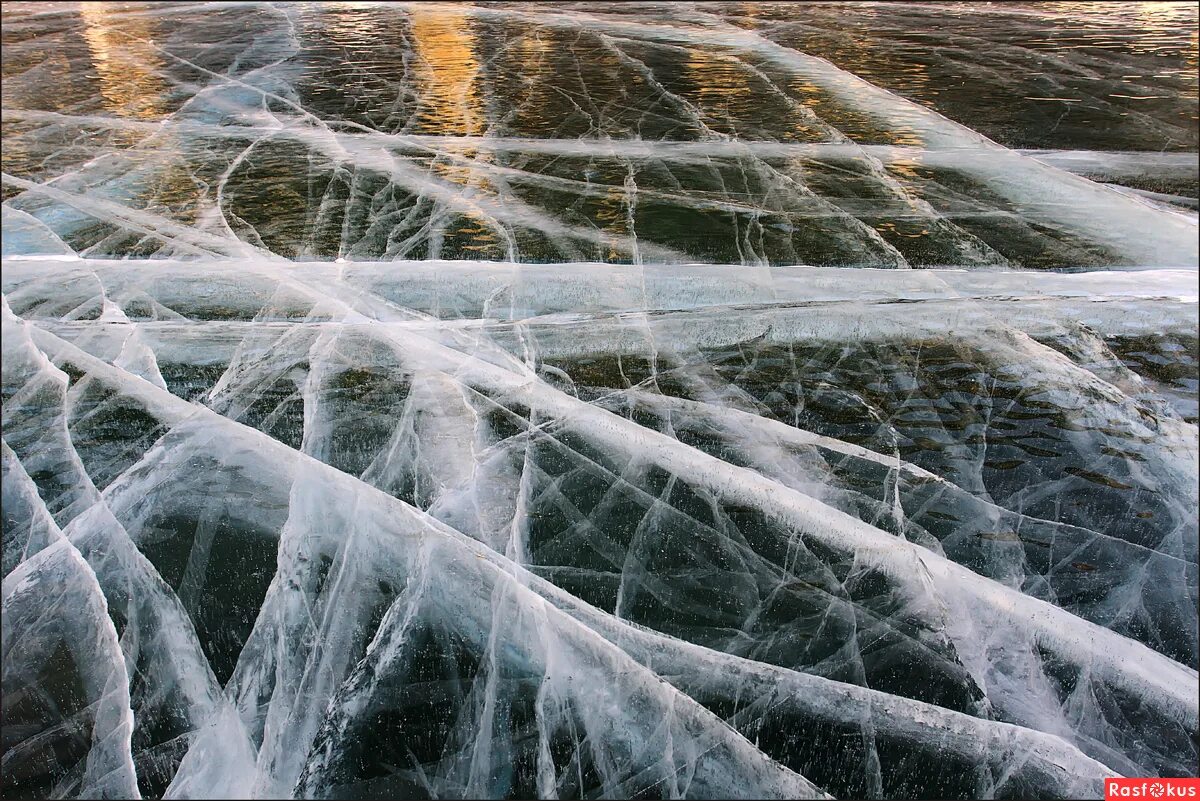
[2,2,1198,800]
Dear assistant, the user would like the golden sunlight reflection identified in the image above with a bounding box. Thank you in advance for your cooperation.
[80,4,170,120]
[684,50,753,108]
[409,5,485,137]
[593,177,635,261]
[405,5,501,250]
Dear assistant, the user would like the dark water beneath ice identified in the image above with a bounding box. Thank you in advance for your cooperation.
[2,2,1197,265]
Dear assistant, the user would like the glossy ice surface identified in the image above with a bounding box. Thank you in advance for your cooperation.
[1,3,1197,799]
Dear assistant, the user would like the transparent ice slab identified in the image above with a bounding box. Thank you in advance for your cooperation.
[2,259,1197,797]
[2,2,1197,267]
[2,2,1198,799]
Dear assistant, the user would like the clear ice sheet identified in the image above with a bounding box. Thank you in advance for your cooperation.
[1,2,1197,800]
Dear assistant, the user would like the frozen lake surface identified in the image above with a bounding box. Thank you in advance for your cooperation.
[1,2,1197,799]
